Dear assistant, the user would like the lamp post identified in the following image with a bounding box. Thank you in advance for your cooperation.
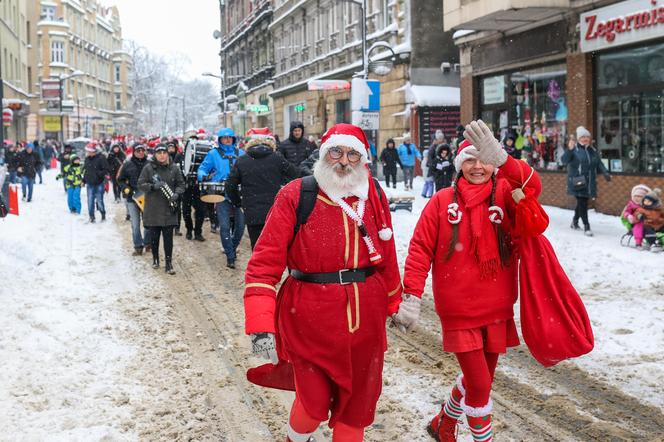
[203,71,226,127]
[168,95,185,139]
[76,94,94,138]
[57,70,84,144]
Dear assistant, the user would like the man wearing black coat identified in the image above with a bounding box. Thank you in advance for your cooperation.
[379,138,401,188]
[226,132,298,249]
[277,121,316,173]
[83,145,109,223]
[17,144,42,202]
[118,144,152,254]
[5,143,19,184]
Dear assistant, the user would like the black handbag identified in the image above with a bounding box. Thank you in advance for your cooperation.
[572,174,587,190]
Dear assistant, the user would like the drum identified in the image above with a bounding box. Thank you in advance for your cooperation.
[199,181,225,203]
[183,140,214,178]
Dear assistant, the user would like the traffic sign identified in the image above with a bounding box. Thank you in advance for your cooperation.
[352,111,379,130]
[351,78,380,112]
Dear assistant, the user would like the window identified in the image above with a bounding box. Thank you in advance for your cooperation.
[336,100,351,124]
[116,93,122,111]
[41,5,55,21]
[596,42,664,174]
[51,41,65,63]
[115,64,121,82]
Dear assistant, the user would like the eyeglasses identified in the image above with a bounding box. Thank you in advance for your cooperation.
[328,146,362,163]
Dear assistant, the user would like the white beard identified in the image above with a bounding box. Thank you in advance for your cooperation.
[313,159,369,200]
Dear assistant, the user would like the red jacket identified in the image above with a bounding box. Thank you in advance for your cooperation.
[404,157,541,331]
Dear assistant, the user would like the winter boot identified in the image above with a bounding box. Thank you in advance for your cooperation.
[132,247,143,256]
[428,375,464,441]
[583,226,594,237]
[186,230,193,240]
[152,255,160,269]
[144,244,152,253]
[89,216,96,223]
[174,228,182,237]
[165,257,176,275]
[125,214,130,221]
[194,233,206,242]
[226,259,235,269]
[101,211,106,221]
[462,399,493,442]
[570,219,580,230]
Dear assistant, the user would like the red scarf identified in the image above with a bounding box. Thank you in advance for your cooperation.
[457,177,500,279]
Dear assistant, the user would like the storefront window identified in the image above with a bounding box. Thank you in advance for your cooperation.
[596,42,664,174]
[479,63,567,170]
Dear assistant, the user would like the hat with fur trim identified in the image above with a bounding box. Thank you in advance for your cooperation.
[631,184,651,202]
[244,127,276,150]
[454,139,479,171]
[319,123,369,163]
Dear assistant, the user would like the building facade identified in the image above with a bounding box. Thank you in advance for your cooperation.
[1,0,32,141]
[220,0,275,135]
[27,0,132,141]
[447,0,664,215]
[264,0,461,153]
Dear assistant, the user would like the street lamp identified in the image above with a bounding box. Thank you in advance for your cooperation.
[203,71,226,127]
[57,70,84,143]
[76,94,94,138]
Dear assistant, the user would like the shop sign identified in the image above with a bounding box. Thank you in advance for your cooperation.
[581,0,664,53]
[248,104,270,113]
[307,80,351,91]
[41,79,61,101]
[482,75,505,105]
[294,103,306,112]
[3,108,13,126]
[43,116,61,132]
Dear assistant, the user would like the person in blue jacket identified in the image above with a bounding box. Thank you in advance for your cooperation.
[197,128,246,268]
[397,133,421,190]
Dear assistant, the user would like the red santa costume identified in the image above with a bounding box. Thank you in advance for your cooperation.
[244,124,402,441]
[403,134,542,442]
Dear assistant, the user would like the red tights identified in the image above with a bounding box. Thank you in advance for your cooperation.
[455,350,499,407]
[289,395,364,442]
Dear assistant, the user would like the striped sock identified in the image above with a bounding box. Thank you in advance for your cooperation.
[467,415,493,442]
[442,375,464,420]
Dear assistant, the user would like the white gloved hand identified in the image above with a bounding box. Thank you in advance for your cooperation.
[463,120,508,167]
[392,294,421,332]
[251,332,278,365]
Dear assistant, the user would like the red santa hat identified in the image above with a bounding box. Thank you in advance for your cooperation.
[454,139,480,172]
[319,123,369,163]
[320,124,393,242]
[244,127,276,150]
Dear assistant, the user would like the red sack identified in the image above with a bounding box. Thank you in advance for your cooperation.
[104,178,110,193]
[8,184,19,216]
[519,235,594,367]
[50,157,58,169]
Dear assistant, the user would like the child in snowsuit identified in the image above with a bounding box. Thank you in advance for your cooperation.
[635,188,664,253]
[621,184,650,249]
[57,154,83,214]
[395,120,543,442]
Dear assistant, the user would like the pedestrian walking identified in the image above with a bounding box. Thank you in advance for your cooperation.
[33,143,45,184]
[244,123,402,442]
[397,120,544,442]
[83,144,109,223]
[118,144,152,255]
[277,121,316,172]
[431,144,455,192]
[59,144,74,192]
[107,143,126,203]
[197,128,245,268]
[5,143,19,184]
[57,154,83,213]
[379,138,401,189]
[560,126,611,237]
[421,147,434,198]
[226,128,298,249]
[167,140,185,236]
[138,144,185,274]
[17,143,42,202]
[397,133,421,190]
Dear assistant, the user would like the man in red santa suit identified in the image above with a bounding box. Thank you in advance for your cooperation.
[243,123,403,442]
[393,120,543,442]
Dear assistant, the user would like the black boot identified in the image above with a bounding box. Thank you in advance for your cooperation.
[89,216,96,223]
[226,259,235,269]
[132,247,143,256]
[101,212,106,221]
[570,219,580,230]
[152,256,160,269]
[165,257,175,275]
[194,233,205,242]
[186,230,193,240]
[174,228,182,236]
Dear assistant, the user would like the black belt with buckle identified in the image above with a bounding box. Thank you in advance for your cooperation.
[290,267,375,285]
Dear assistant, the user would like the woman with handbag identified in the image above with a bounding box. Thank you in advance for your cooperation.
[561,126,611,236]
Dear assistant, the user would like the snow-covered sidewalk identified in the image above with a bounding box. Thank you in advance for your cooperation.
[388,177,664,411]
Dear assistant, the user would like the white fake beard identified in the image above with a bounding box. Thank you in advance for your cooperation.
[313,158,369,200]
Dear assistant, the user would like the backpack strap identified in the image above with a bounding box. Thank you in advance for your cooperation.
[293,176,382,238]
[294,175,318,236]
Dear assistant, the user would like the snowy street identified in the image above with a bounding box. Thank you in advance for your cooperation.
[1,172,663,441]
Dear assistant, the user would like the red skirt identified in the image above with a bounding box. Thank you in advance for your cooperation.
[442,319,520,353]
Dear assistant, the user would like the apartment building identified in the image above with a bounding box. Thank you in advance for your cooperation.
[1,0,31,141]
[447,0,663,215]
[27,0,133,141]
[267,0,460,150]
[220,0,275,133]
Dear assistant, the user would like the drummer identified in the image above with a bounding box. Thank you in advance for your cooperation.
[197,128,245,269]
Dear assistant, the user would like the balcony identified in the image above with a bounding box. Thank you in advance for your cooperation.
[444,0,570,32]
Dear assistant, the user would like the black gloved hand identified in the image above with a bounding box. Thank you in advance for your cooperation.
[169,193,179,203]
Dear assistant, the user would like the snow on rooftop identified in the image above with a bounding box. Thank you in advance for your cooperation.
[406,83,460,107]
[453,29,475,39]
